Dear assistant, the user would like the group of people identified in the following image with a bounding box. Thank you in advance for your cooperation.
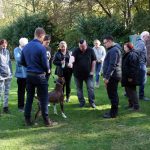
[0,27,149,126]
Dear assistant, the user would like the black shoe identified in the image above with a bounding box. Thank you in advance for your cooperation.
[103,111,117,119]
[90,103,96,108]
[79,102,85,108]
[25,118,33,126]
[3,107,9,113]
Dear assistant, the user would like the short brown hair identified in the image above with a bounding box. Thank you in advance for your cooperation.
[0,39,7,45]
[34,27,46,38]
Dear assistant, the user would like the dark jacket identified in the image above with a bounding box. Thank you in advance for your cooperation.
[21,39,49,74]
[121,49,140,86]
[103,44,122,81]
[135,38,147,65]
[53,50,72,77]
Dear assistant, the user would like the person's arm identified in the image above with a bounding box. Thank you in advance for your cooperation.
[53,52,63,66]
[105,50,119,80]
[41,47,50,73]
[7,50,13,75]
[14,48,22,65]
[90,60,96,75]
[90,49,96,75]
[101,46,106,62]
[20,50,27,67]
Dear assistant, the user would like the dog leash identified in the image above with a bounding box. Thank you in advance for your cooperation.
[51,74,56,82]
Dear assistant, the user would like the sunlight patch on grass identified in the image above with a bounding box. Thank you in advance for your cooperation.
[123,113,147,118]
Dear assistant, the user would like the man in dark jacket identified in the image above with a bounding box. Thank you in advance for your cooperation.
[72,40,96,108]
[21,27,57,127]
[102,36,122,118]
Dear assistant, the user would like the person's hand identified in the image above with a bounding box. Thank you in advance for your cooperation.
[61,60,65,64]
[68,63,73,68]
[103,78,109,88]
[128,78,133,82]
[89,72,94,78]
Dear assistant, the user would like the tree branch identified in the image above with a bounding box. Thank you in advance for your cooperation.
[6,1,34,13]
[94,0,112,17]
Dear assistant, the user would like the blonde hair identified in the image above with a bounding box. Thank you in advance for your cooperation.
[94,39,101,45]
[59,41,67,47]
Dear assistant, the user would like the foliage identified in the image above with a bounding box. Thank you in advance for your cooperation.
[76,15,130,45]
[132,10,150,33]
[0,13,53,51]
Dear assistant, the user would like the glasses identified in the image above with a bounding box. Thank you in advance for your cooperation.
[103,41,109,45]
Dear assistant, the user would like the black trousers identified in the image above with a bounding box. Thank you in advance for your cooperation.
[125,86,139,109]
[17,78,26,109]
[63,70,72,99]
[25,74,49,120]
[106,78,119,115]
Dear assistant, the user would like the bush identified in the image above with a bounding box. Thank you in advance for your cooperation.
[132,10,150,33]
[75,15,130,46]
[0,13,53,53]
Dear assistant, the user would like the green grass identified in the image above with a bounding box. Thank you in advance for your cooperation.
[0,62,150,150]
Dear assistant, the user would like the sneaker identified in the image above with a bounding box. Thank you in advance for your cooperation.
[3,107,9,113]
[90,103,96,108]
[143,97,150,101]
[95,82,99,88]
[18,108,24,112]
[65,98,70,103]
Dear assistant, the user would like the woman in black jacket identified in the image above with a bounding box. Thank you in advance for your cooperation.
[53,41,73,102]
[122,42,140,110]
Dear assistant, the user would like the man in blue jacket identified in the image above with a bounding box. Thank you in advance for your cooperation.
[21,27,56,126]
[102,36,122,118]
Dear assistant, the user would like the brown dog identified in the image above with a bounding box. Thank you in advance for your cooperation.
[35,77,67,121]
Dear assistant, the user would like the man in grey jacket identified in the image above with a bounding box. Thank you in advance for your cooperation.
[135,31,150,101]
[102,36,122,118]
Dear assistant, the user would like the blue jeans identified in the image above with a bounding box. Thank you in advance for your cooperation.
[25,74,49,119]
[139,64,147,99]
[74,76,95,104]
[95,62,102,84]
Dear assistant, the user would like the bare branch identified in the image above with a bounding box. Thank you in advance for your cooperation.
[94,0,112,17]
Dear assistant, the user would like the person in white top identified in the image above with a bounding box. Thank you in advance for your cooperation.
[93,39,106,88]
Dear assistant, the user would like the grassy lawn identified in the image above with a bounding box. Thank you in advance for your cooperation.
[0,62,150,150]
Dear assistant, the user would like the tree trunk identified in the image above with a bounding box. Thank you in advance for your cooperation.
[32,0,36,13]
